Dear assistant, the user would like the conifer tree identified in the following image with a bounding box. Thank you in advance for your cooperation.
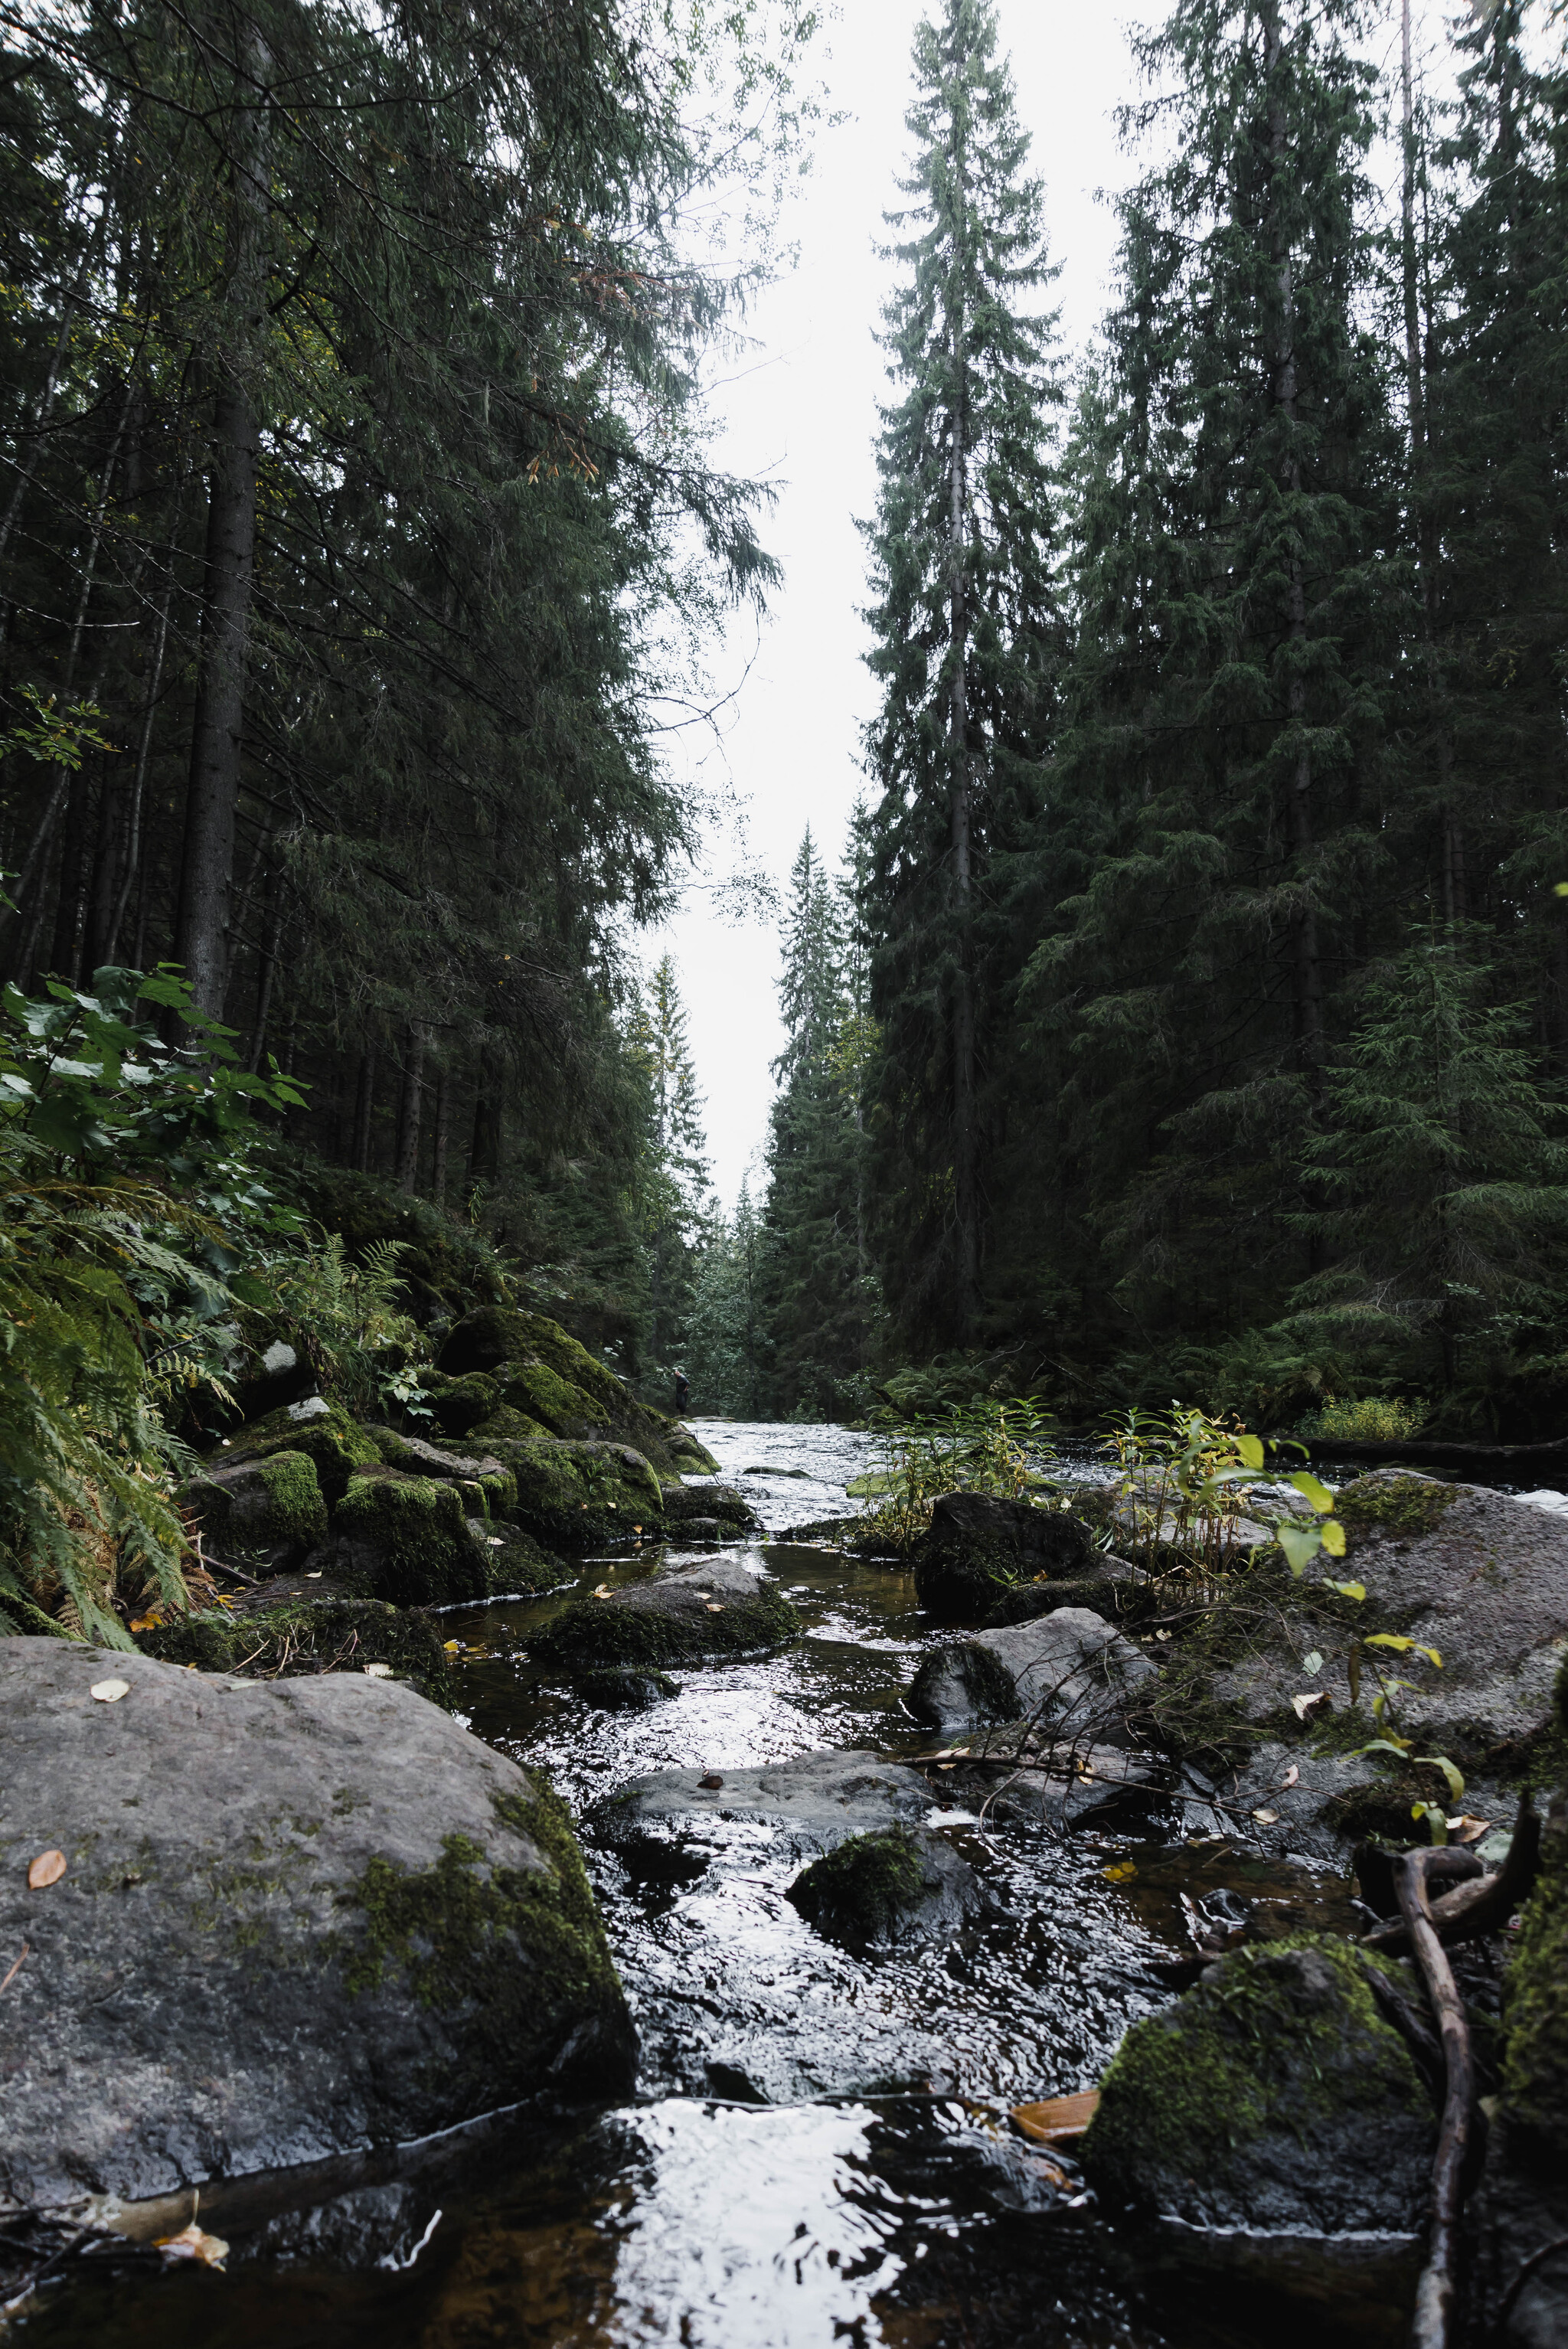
[860,0,1064,1344]
[633,955,712,1373]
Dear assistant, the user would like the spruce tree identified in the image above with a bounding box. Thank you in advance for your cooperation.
[860,0,1064,1345]
[633,956,712,1375]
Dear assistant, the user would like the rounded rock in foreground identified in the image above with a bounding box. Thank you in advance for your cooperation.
[0,1639,633,2214]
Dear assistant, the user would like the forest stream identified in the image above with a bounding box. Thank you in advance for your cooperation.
[16,1421,1377,2349]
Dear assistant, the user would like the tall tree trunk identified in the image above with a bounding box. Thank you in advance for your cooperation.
[431,1067,450,1202]
[946,263,980,1333]
[105,573,175,963]
[1265,3,1323,1070]
[352,1044,377,1172]
[173,18,270,1018]
[395,1023,425,1193]
[1402,0,1460,922]
[469,1078,502,1190]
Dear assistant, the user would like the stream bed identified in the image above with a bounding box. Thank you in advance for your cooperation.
[20,1420,1367,2349]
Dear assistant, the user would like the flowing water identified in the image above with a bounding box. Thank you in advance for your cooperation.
[20,1421,1367,2349]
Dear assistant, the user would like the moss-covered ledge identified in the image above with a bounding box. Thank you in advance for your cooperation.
[332,1777,633,2096]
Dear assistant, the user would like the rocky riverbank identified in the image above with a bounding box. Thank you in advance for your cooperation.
[2,1388,1563,2347]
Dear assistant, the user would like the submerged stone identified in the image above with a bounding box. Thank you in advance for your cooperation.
[573,1666,682,1710]
[0,1640,634,2212]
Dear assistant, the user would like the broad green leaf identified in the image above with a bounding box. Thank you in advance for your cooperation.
[1289,1469,1335,1514]
[1276,1519,1321,1575]
[1236,1433,1264,1470]
[1321,1520,1346,1557]
[1323,1579,1365,1602]
[1416,1754,1465,1802]
[1302,1650,1323,1675]
[1348,1735,1414,1760]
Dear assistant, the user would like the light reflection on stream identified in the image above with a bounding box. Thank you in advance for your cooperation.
[21,1420,1365,2349]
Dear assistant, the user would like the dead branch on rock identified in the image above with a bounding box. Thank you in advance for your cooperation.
[1363,1794,1539,1957]
[1398,1844,1475,2349]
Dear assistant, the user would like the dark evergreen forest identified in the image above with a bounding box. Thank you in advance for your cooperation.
[5,0,1568,1440]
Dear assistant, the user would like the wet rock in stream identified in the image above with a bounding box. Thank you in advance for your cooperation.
[909,1606,1158,1740]
[573,1665,683,1710]
[526,1553,799,1671]
[589,1748,934,1861]
[912,1491,1101,1616]
[787,1822,985,1946]
[0,1639,632,2214]
[1081,1936,1432,2304]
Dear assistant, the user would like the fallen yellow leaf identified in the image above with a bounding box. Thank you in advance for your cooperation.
[705,1602,726,1613]
[443,1640,462,1653]
[1011,2089,1100,2145]
[1102,1861,1137,1883]
[155,2222,229,2269]
[129,1613,162,1633]
[27,1850,66,1890]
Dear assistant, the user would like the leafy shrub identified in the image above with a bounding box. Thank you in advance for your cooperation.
[848,1399,1058,1550]
[1295,1395,1428,1442]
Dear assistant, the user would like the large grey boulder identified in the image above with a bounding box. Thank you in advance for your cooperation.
[0,1641,632,2214]
[907,1607,1156,1742]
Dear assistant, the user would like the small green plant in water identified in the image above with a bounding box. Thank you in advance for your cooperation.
[849,1399,1057,1550]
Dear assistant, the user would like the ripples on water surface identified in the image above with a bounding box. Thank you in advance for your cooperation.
[22,1420,1361,2349]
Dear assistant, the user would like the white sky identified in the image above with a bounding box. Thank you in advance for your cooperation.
[652,0,1451,1211]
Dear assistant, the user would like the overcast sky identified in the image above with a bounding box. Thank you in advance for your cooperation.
[650,0,1443,1211]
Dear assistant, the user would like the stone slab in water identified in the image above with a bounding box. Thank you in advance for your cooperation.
[526,1554,797,1671]
[0,1640,632,2214]
[909,1607,1156,1740]
[589,1748,934,1862]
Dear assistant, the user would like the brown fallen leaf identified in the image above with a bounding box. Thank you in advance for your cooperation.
[0,1942,28,1995]
[1292,1691,1332,1723]
[1011,2089,1100,2146]
[593,1584,615,1599]
[1279,1764,1300,1789]
[155,2222,229,2270]
[129,1612,162,1633]
[1449,1816,1492,1844]
[705,1602,726,1613]
[27,1851,66,1890]
[1252,1808,1279,1825]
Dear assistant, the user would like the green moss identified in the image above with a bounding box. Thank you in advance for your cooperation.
[913,1534,1024,1613]
[419,1369,501,1439]
[478,1437,665,1549]
[335,1776,629,2088]
[1081,1935,1429,2210]
[335,1469,487,1605]
[1337,1473,1460,1543]
[910,1640,1021,1727]
[982,1576,1152,1629]
[256,1449,329,1548]
[501,1359,599,1433]
[469,1406,551,1442]
[482,1524,573,1596]
[224,1401,381,1503]
[789,1827,929,1942]
[527,1579,799,1670]
[1502,1789,1568,2158]
[139,1596,453,1701]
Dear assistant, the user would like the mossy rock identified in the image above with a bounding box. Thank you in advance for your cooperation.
[221,1400,381,1504]
[982,1573,1150,1629]
[469,1518,573,1597]
[179,1449,328,1572]
[787,1826,926,1943]
[469,1405,552,1443]
[285,1162,508,1322]
[907,1640,1021,1730]
[662,1482,762,1537]
[437,1305,717,1475]
[1503,1784,1568,2161]
[1080,1935,1435,2233]
[573,1666,681,1710]
[475,1436,666,1550]
[527,1561,798,1671]
[368,1427,517,1521]
[417,1370,501,1440]
[139,1596,453,1703]
[1337,1471,1460,1544]
[334,1469,488,1606]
